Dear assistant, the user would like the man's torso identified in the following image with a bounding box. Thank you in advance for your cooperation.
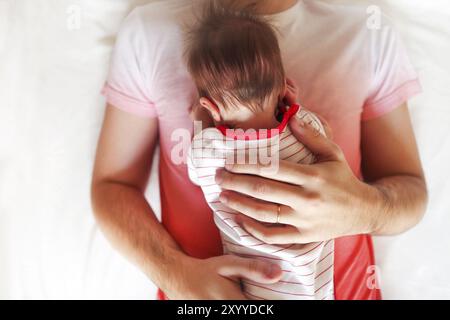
[134,0,381,299]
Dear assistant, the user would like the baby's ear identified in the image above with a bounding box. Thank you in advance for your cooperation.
[190,100,214,129]
[282,78,299,106]
[199,97,222,122]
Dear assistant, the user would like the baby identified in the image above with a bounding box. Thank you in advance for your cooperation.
[185,3,334,300]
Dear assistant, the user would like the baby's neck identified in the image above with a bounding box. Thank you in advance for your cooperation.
[226,112,280,131]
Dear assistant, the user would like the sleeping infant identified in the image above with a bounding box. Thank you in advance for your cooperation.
[185,3,334,300]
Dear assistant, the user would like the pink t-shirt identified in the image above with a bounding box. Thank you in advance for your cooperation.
[102,0,421,300]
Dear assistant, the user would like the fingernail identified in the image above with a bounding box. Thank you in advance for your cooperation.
[224,163,233,171]
[290,119,306,134]
[297,119,306,128]
[219,193,228,204]
[265,264,281,278]
[290,117,305,127]
[215,170,224,184]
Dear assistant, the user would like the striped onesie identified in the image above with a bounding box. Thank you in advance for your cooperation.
[187,104,334,300]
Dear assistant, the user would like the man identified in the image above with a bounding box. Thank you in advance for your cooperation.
[91,0,427,299]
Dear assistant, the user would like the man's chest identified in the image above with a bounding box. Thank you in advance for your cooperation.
[280,37,370,123]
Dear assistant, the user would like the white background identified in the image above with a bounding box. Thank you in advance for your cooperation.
[0,0,449,299]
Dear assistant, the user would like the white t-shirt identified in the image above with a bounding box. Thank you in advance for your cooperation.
[102,0,421,300]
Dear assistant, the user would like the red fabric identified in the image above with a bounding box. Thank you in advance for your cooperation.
[334,235,381,300]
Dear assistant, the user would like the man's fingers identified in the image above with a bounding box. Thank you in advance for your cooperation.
[220,191,297,225]
[314,113,334,140]
[215,255,282,284]
[237,215,306,245]
[216,170,299,206]
[289,116,343,161]
[225,160,315,186]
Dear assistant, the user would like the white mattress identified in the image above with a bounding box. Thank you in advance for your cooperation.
[0,0,449,299]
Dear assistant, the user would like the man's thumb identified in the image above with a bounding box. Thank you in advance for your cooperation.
[215,255,282,284]
[289,116,341,161]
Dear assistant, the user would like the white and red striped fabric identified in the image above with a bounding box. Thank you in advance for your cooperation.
[187,105,334,300]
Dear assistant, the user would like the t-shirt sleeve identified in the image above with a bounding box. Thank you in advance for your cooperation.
[101,9,157,118]
[362,23,422,121]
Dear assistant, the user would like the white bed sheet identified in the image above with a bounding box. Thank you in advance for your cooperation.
[0,0,449,299]
[334,0,450,299]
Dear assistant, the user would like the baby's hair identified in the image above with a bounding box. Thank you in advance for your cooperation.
[184,0,286,112]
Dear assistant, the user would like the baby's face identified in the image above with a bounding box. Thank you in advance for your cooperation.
[218,101,257,124]
[198,95,281,130]
[217,99,280,130]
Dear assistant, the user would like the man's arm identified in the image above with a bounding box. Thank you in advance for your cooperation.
[361,103,428,235]
[91,104,184,293]
[91,104,282,299]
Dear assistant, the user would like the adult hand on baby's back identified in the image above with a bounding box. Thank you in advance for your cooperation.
[215,116,383,244]
[166,255,282,300]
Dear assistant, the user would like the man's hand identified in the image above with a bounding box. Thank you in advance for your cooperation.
[166,255,282,300]
[215,105,427,243]
[216,117,377,243]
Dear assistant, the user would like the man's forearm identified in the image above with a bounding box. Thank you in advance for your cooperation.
[369,174,428,236]
[91,180,185,293]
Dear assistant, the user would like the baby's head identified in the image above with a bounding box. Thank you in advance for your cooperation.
[185,2,287,129]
